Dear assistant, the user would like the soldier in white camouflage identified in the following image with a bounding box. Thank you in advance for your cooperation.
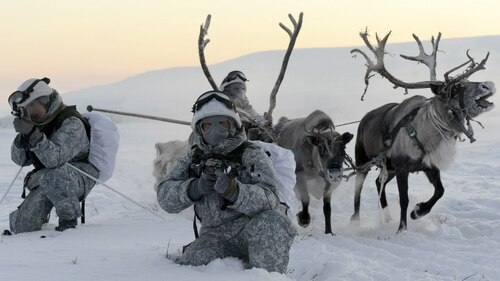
[220,71,274,142]
[157,90,296,273]
[7,78,98,233]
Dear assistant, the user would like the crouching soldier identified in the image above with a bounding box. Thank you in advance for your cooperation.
[7,78,98,233]
[157,91,296,273]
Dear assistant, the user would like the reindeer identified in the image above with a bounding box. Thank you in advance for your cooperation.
[153,140,189,191]
[274,110,353,234]
[350,30,496,233]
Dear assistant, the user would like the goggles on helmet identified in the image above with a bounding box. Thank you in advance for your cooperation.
[191,91,237,113]
[221,71,248,85]
[8,77,50,117]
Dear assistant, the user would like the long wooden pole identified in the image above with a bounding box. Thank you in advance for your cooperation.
[87,105,191,126]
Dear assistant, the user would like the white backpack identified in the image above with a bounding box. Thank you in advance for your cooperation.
[251,141,298,219]
[82,112,119,182]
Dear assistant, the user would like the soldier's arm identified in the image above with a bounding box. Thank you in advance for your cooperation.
[11,134,32,166]
[157,153,196,213]
[227,146,280,216]
[30,117,89,168]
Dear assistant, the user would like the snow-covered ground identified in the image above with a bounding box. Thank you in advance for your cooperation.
[1,35,499,280]
[1,118,499,281]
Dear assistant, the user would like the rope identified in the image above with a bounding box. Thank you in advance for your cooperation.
[0,166,24,207]
[66,163,165,220]
[336,120,360,127]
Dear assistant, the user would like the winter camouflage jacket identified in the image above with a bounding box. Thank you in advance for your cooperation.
[11,115,93,174]
[157,131,281,234]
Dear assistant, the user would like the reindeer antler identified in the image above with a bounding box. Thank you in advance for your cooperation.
[400,33,441,81]
[444,50,490,83]
[351,28,440,100]
[266,12,304,123]
[198,14,219,91]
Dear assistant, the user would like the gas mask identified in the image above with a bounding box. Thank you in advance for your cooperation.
[199,115,232,146]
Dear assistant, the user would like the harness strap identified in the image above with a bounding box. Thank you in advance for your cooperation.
[448,89,476,143]
[81,200,85,224]
[449,108,476,143]
[193,212,199,239]
[383,106,425,154]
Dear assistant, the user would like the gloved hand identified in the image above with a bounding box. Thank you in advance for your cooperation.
[214,170,239,202]
[28,128,44,146]
[13,118,34,135]
[187,173,216,201]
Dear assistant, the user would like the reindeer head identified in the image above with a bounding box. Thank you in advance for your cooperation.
[431,80,496,119]
[305,115,354,183]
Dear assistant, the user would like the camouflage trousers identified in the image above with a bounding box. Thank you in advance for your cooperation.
[9,163,98,234]
[177,209,297,274]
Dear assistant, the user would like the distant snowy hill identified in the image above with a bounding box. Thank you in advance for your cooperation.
[61,35,500,125]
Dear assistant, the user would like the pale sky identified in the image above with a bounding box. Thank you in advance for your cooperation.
[1,0,499,105]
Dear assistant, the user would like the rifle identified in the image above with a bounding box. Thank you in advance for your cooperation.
[190,158,244,210]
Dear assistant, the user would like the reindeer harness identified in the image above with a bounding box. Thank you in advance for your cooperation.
[382,105,426,154]
[444,85,477,143]
[348,105,426,178]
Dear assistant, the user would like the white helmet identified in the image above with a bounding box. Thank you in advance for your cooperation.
[220,71,248,91]
[191,91,242,131]
[8,78,54,116]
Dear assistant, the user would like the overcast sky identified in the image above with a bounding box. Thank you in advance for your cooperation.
[1,0,499,106]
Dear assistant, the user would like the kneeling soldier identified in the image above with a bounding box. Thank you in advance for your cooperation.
[7,78,98,233]
[157,90,296,273]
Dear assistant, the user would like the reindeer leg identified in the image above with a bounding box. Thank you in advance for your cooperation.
[376,171,395,222]
[295,176,311,228]
[411,168,444,220]
[323,183,334,235]
[351,171,367,221]
[395,171,410,233]
[297,201,310,228]
[323,197,332,235]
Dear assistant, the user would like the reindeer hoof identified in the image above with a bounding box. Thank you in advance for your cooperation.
[396,223,407,234]
[297,212,310,228]
[350,213,360,222]
[411,203,430,220]
[382,207,392,223]
[325,230,336,236]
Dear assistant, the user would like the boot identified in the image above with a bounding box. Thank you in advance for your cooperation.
[55,219,77,232]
